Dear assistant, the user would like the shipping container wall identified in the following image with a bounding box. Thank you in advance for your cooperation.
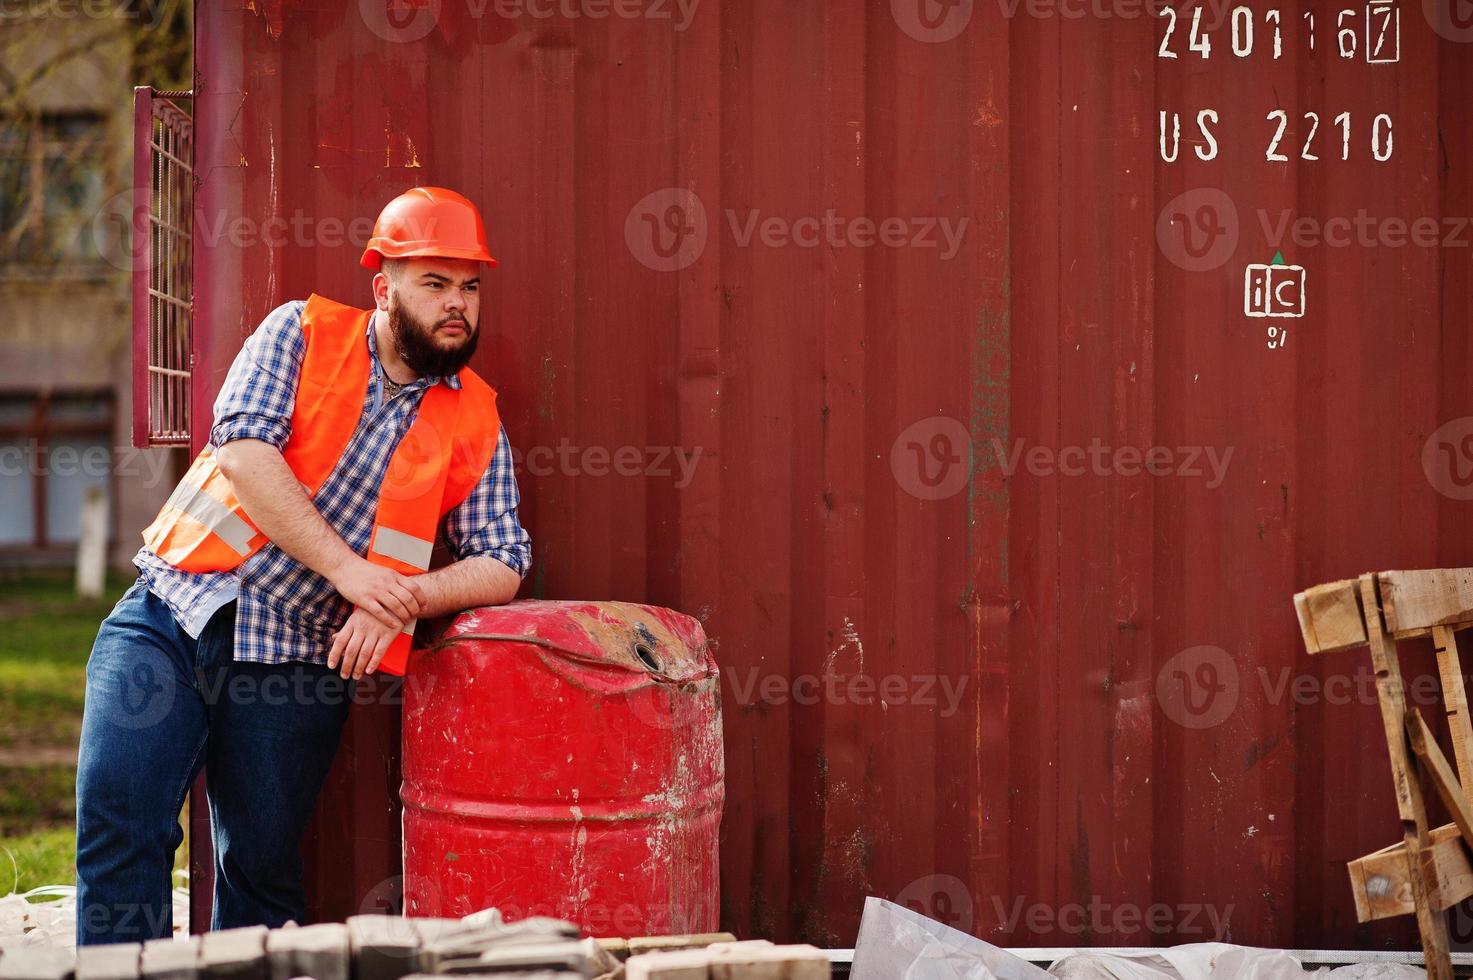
[190,0,1473,951]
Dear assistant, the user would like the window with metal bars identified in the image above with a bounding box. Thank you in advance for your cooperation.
[0,111,112,275]
[130,86,193,448]
[0,388,115,554]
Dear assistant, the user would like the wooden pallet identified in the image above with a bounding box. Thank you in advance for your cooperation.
[1296,570,1473,980]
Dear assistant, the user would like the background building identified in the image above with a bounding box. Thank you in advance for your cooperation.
[0,1,190,569]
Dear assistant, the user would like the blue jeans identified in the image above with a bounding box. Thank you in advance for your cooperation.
[75,578,354,944]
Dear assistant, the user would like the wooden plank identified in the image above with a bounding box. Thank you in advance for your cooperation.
[1295,579,1368,653]
[1359,575,1452,980]
[1432,626,1473,795]
[1348,840,1392,923]
[1380,568,1473,635]
[1364,577,1434,826]
[1348,825,1473,922]
[1407,710,1473,856]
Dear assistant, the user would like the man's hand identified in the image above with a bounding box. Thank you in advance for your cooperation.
[329,557,426,630]
[328,606,403,679]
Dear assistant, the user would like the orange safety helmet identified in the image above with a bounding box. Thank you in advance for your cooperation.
[360,186,499,270]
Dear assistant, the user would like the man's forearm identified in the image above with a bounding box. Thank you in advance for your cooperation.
[216,438,358,581]
[415,555,521,618]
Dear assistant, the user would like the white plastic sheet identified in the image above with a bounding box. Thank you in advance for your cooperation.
[1046,944,1426,980]
[853,898,1429,980]
[853,897,1054,980]
[0,885,191,951]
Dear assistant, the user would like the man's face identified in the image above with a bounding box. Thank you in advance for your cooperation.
[379,257,482,377]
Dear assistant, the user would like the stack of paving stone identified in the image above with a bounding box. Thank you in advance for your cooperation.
[0,913,602,980]
[621,940,829,979]
[592,938,731,963]
[0,945,74,980]
[0,914,828,980]
[400,913,612,979]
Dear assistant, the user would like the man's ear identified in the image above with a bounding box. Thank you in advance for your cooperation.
[372,271,391,311]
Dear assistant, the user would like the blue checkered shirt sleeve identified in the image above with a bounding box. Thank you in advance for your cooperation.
[442,426,531,577]
[208,300,306,450]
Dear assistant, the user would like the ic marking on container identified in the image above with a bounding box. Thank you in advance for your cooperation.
[1244,252,1306,319]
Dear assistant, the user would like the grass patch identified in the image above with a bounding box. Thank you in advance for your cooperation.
[0,573,161,895]
[0,570,132,617]
[0,826,76,896]
[0,820,190,897]
[0,571,132,747]
[0,765,76,837]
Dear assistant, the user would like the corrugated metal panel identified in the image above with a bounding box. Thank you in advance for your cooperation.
[189,0,1471,951]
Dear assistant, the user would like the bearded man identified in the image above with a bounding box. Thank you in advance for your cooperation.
[74,187,529,944]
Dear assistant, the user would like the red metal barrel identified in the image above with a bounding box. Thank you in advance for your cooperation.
[401,599,724,937]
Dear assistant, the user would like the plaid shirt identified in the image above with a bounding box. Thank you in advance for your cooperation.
[133,299,531,665]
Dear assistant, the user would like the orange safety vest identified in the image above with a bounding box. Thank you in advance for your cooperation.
[141,292,501,675]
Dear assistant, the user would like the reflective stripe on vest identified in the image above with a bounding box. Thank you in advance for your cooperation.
[367,523,432,676]
[378,628,417,676]
[370,526,434,572]
[141,447,269,570]
[160,478,258,557]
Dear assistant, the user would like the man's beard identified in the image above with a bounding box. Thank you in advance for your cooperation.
[388,298,480,378]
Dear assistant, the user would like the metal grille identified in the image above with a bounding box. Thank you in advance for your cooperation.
[131,87,193,448]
